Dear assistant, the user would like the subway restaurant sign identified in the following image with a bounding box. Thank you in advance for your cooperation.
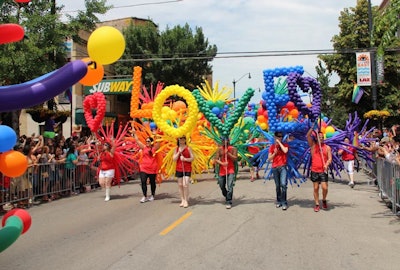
[84,79,132,95]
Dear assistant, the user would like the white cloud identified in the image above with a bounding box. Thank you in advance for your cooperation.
[58,0,382,102]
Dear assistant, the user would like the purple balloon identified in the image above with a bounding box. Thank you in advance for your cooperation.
[0,60,87,112]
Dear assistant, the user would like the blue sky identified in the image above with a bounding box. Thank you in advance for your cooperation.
[58,0,382,102]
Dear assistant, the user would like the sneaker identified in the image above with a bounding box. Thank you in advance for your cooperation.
[348,182,355,188]
[148,195,154,201]
[314,205,320,212]
[282,205,288,211]
[322,200,328,209]
[250,177,254,182]
[226,204,232,209]
[140,196,148,203]
[276,203,282,208]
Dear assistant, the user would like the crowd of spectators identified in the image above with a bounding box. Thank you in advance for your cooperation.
[0,125,99,211]
[359,125,400,165]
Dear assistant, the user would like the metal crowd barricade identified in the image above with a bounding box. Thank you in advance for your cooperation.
[375,157,400,215]
[0,161,100,210]
[1,158,139,210]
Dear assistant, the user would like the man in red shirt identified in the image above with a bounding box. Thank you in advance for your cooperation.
[307,127,332,212]
[215,138,238,209]
[268,131,289,210]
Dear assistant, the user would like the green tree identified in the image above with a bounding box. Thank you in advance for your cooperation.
[0,0,110,134]
[318,0,400,127]
[114,22,217,91]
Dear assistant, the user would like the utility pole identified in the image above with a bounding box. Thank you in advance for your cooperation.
[368,0,377,110]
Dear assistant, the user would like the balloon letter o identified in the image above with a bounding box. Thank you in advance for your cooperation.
[153,85,198,138]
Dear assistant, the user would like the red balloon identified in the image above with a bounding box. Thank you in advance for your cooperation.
[2,209,32,234]
[0,24,24,45]
[286,101,295,110]
[257,107,265,116]
[15,0,31,2]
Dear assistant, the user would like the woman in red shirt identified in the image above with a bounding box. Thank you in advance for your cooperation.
[98,142,116,202]
[173,136,194,208]
[338,137,359,188]
[133,132,160,203]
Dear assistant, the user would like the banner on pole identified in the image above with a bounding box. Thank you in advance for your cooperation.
[356,52,372,86]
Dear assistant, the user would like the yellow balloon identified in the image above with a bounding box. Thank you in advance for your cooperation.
[169,110,178,120]
[87,26,126,65]
[325,125,335,134]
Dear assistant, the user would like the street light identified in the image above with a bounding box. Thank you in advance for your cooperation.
[232,72,251,99]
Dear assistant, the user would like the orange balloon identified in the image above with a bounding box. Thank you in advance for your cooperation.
[289,108,299,118]
[79,58,104,86]
[0,150,28,177]
[257,115,267,123]
[172,100,187,111]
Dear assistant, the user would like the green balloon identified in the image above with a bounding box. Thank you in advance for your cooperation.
[0,216,23,253]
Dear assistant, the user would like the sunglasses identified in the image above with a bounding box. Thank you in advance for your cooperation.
[146,140,151,143]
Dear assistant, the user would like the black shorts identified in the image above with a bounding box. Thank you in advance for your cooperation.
[175,171,191,178]
[310,171,328,183]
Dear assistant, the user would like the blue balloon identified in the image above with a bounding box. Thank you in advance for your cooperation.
[211,106,220,115]
[149,122,157,130]
[0,125,17,152]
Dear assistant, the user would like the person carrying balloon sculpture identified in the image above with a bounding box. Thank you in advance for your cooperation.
[98,141,116,202]
[338,136,360,188]
[173,136,194,208]
[214,137,238,209]
[268,131,289,211]
[307,127,332,212]
[132,131,160,203]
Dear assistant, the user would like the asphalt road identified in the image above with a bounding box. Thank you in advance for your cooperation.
[1,168,400,270]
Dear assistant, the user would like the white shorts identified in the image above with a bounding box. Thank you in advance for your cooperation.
[343,160,354,174]
[99,169,115,178]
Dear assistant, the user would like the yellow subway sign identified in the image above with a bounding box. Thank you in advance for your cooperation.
[84,79,132,95]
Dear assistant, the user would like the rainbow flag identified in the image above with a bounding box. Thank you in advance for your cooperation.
[352,84,364,104]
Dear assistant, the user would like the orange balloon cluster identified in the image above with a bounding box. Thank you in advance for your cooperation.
[280,101,300,121]
[256,104,269,130]
[130,66,153,119]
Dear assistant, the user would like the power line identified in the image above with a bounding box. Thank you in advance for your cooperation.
[73,47,399,63]
[63,0,183,13]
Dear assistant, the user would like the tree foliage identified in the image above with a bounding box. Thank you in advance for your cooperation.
[114,22,217,90]
[318,0,400,127]
[0,0,109,133]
